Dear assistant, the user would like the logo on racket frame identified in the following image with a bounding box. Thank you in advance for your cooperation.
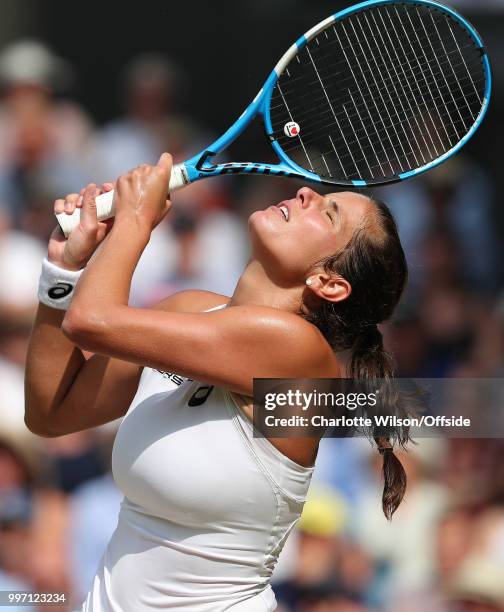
[283,121,300,137]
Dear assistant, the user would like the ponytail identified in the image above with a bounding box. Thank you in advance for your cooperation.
[351,324,408,520]
[300,198,410,520]
[377,442,407,521]
[349,323,393,380]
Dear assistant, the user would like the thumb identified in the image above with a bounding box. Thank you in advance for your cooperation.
[156,152,173,173]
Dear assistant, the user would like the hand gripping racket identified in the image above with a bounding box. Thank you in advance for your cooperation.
[57,0,491,236]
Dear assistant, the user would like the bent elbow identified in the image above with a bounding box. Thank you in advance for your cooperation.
[61,308,86,343]
[62,307,108,351]
[24,412,60,438]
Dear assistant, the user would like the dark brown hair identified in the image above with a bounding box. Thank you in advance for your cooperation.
[301,198,409,520]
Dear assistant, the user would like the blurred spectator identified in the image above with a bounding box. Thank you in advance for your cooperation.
[0,39,93,234]
[445,557,504,612]
[0,314,34,437]
[384,309,428,377]
[436,506,478,589]
[310,437,373,508]
[0,209,46,320]
[86,52,248,304]
[386,282,501,378]
[376,156,498,295]
[128,180,249,305]
[355,440,450,606]
[442,440,504,507]
[0,434,38,612]
[42,432,108,495]
[273,483,373,611]
[68,471,122,606]
[418,282,475,377]
[68,431,122,606]
[295,583,370,612]
[87,53,206,182]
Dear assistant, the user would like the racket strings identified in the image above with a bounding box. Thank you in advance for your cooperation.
[342,6,476,163]
[282,92,475,166]
[339,6,477,176]
[285,26,471,83]
[270,70,484,161]
[273,21,482,112]
[271,47,483,122]
[274,74,482,158]
[295,16,475,72]
[291,9,475,176]
[355,5,476,160]
[274,38,482,109]
[269,3,486,182]
[272,25,483,135]
[271,62,484,151]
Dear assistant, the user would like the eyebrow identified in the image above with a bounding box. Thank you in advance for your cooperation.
[330,199,341,221]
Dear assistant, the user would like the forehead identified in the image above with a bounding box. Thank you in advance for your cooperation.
[327,191,374,228]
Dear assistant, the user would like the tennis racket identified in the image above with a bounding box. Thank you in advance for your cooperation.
[57,0,491,236]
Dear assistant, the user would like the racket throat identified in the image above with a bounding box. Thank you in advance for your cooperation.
[195,150,220,172]
[193,150,283,176]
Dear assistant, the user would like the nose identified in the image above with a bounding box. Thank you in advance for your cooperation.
[296,187,321,209]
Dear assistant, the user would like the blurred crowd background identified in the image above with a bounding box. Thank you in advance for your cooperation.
[0,1,503,611]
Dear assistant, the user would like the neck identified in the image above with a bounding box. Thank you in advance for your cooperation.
[228,258,304,313]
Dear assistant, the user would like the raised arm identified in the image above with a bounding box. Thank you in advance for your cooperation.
[24,183,142,437]
[60,154,336,397]
[25,178,232,437]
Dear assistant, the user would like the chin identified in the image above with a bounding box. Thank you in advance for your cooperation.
[247,212,275,256]
[247,209,272,237]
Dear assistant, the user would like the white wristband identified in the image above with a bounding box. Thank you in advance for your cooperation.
[38,257,84,310]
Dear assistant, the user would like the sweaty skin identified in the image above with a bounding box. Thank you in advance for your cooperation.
[25,152,378,468]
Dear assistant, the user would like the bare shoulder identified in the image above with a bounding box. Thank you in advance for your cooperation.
[228,307,341,467]
[153,289,230,313]
[227,305,341,378]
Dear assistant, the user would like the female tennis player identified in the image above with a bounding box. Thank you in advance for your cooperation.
[25,152,409,611]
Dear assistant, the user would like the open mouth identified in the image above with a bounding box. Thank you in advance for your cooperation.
[278,205,289,221]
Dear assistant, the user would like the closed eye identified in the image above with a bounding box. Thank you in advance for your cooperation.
[326,211,334,224]
[328,199,340,227]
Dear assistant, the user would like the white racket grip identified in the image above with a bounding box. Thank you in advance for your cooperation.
[169,162,189,191]
[56,162,189,237]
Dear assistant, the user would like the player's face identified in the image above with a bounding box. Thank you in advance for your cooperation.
[248,188,375,283]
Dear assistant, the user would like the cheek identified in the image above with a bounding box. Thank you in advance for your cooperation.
[248,213,304,271]
[248,212,338,268]
[294,218,338,261]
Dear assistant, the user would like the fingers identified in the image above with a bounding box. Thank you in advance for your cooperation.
[54,181,115,216]
[156,152,173,174]
[54,198,65,215]
[80,183,100,231]
[53,193,79,216]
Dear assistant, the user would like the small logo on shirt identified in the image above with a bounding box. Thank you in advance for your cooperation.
[154,370,192,386]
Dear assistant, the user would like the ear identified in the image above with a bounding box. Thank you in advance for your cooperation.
[306,273,351,303]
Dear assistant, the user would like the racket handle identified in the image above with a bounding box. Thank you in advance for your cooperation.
[55,162,189,237]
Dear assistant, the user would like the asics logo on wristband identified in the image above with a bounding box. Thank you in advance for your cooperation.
[48,283,73,300]
[38,258,82,310]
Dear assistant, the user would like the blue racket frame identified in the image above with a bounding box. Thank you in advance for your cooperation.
[179,0,491,189]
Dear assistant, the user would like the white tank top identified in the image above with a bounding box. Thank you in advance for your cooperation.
[79,304,314,611]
